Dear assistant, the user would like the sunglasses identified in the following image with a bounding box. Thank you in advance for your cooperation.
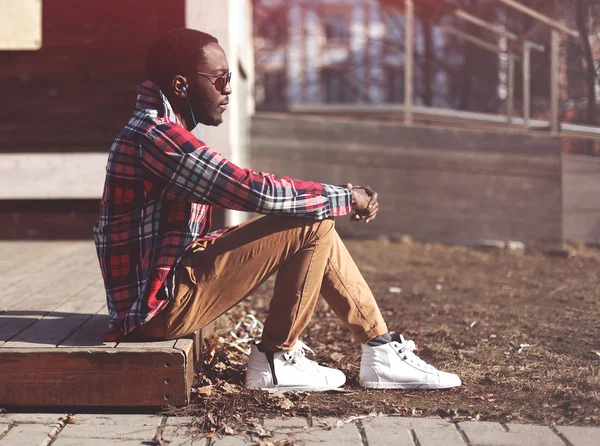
[197,71,232,91]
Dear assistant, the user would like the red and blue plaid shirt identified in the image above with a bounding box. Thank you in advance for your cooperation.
[93,81,353,341]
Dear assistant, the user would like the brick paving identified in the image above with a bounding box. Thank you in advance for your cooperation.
[0,413,598,445]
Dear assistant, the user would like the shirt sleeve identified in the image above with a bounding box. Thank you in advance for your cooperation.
[140,123,353,219]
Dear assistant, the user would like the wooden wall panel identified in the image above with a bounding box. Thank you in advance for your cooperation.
[0,0,185,152]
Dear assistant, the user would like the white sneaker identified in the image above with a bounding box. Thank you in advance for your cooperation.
[360,334,461,389]
[245,341,346,391]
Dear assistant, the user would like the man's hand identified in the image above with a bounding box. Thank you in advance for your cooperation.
[346,183,379,223]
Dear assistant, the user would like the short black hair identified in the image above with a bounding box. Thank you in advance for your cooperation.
[145,28,219,91]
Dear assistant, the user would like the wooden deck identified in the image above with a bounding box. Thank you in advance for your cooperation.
[0,241,198,407]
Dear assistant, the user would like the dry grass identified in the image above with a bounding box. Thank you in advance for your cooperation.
[163,239,600,435]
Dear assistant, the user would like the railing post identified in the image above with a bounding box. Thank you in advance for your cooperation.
[404,0,414,125]
[523,42,531,128]
[550,30,560,133]
[507,54,515,124]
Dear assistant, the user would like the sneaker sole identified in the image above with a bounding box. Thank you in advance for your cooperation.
[252,385,344,392]
[361,381,460,390]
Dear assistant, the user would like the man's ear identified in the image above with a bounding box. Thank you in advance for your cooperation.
[172,75,188,98]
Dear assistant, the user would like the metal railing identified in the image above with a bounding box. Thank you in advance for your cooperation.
[287,104,600,140]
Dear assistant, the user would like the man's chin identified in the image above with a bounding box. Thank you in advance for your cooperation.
[201,116,223,127]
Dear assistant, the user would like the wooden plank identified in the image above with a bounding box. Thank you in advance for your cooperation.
[1,243,96,309]
[0,348,189,407]
[174,338,195,402]
[1,283,105,348]
[0,252,101,344]
[175,334,201,373]
[0,242,48,272]
[0,242,84,286]
[0,280,100,346]
[115,339,177,349]
[58,310,115,348]
[1,243,99,312]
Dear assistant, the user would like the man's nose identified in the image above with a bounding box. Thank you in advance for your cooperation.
[222,81,232,95]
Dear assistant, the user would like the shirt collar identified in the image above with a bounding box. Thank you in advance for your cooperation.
[135,80,183,127]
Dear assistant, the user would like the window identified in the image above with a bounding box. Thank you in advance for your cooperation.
[263,71,286,105]
[324,16,348,44]
[322,70,352,103]
[262,21,286,46]
[386,67,404,103]
[384,11,403,43]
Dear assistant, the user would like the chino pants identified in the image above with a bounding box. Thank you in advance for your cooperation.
[137,215,388,351]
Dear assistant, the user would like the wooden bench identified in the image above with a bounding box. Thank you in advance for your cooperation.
[0,241,202,407]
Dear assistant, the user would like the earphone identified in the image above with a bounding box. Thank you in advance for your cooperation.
[182,85,202,140]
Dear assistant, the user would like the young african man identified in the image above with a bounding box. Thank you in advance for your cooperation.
[94,28,461,391]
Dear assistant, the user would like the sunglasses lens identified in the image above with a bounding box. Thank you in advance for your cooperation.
[216,72,231,91]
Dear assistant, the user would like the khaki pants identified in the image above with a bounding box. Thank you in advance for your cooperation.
[137,215,388,351]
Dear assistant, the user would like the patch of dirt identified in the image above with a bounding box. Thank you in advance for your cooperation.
[163,239,600,435]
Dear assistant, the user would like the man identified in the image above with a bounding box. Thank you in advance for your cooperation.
[94,28,461,391]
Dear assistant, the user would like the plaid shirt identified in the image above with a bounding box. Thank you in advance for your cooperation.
[94,81,353,341]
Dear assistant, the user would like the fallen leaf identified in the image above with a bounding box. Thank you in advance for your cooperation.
[330,352,344,362]
[221,382,239,394]
[197,385,213,396]
[248,421,272,438]
[207,413,217,427]
[278,398,294,410]
[269,390,286,399]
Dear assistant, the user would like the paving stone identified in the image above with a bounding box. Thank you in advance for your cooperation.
[554,426,600,446]
[271,423,362,445]
[53,439,149,445]
[0,423,54,446]
[162,417,206,446]
[311,417,342,428]
[263,417,309,431]
[0,413,65,424]
[69,414,162,426]
[458,421,564,446]
[58,423,159,441]
[363,417,464,446]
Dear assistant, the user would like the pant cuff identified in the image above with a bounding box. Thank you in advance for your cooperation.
[352,322,389,344]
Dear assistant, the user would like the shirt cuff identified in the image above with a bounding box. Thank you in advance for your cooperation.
[322,184,353,217]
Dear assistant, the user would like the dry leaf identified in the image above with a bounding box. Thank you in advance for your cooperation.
[330,352,344,362]
[278,398,294,410]
[248,421,272,438]
[207,412,217,426]
[269,390,286,399]
[221,382,239,394]
[197,385,213,396]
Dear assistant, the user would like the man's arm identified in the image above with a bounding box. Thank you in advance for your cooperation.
[140,123,355,220]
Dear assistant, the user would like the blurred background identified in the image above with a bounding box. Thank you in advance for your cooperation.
[1,0,599,249]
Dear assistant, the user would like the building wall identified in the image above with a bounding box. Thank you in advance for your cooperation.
[187,0,256,226]
[563,153,600,245]
[0,0,254,238]
[251,113,564,250]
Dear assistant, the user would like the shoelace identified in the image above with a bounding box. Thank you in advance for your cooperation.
[393,335,435,371]
[283,340,319,372]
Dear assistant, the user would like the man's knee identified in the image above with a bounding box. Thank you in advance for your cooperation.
[313,218,335,240]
